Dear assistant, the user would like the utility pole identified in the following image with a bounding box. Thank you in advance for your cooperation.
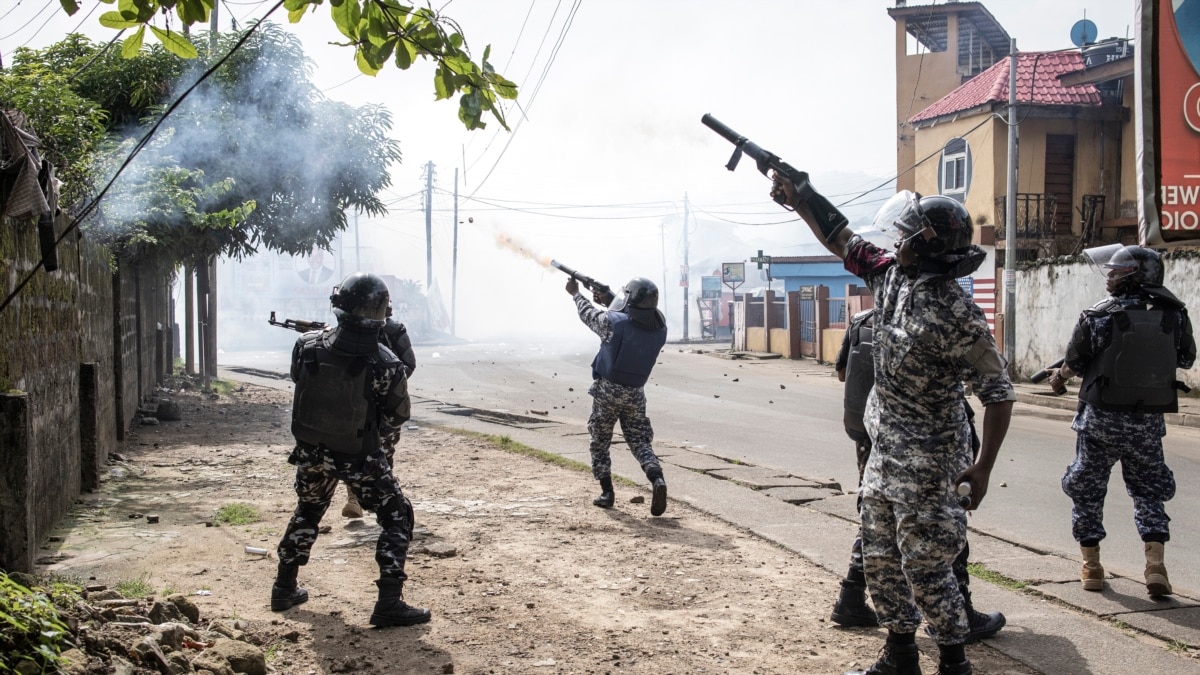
[660,221,668,320]
[1004,39,1018,364]
[451,168,459,337]
[424,161,435,291]
[354,211,361,271]
[682,193,690,341]
[204,0,220,381]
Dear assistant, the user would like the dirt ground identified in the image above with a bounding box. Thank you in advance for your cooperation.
[39,380,1039,674]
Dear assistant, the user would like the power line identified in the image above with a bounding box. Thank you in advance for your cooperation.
[0,0,56,42]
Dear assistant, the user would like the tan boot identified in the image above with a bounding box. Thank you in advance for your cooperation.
[1081,545,1105,591]
[1144,542,1173,597]
[341,485,364,519]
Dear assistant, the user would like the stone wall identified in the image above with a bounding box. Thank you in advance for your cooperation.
[78,237,116,491]
[1015,255,1200,390]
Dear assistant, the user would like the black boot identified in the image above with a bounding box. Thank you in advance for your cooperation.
[650,477,668,516]
[594,476,615,508]
[846,639,921,675]
[270,563,309,611]
[962,587,1005,643]
[370,578,431,627]
[831,579,879,627]
[937,643,972,675]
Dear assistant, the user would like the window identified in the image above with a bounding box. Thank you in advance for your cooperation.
[939,138,971,199]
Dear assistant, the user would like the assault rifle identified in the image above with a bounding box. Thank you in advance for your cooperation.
[268,311,326,333]
[701,114,849,236]
[551,260,616,307]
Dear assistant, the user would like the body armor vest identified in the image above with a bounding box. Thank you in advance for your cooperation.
[592,311,668,387]
[843,310,876,436]
[1080,301,1180,413]
[291,330,392,455]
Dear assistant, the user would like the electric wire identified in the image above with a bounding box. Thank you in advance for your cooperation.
[19,0,84,48]
[0,0,56,41]
[0,0,287,316]
[0,1,25,24]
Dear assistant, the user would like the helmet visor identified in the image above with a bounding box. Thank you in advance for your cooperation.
[872,191,928,241]
[1083,243,1134,280]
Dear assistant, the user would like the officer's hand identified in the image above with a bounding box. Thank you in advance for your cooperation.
[955,466,990,511]
[770,170,799,208]
[565,278,579,296]
[1047,369,1068,396]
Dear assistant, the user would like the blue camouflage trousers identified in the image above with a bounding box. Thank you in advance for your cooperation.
[277,449,415,580]
[1063,428,1175,543]
[587,378,662,480]
[861,493,969,644]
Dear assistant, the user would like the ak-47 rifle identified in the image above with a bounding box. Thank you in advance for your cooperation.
[551,260,616,307]
[268,311,327,333]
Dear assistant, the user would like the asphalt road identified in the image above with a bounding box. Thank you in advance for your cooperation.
[224,338,1200,596]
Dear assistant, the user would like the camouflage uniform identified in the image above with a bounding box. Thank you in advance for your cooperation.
[843,235,1015,645]
[278,329,415,580]
[574,293,663,481]
[1062,294,1195,544]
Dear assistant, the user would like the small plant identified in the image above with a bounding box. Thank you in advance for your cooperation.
[215,503,261,526]
[0,573,75,672]
[116,574,155,599]
[265,642,283,661]
[966,563,1028,590]
[1168,639,1190,653]
[208,378,238,396]
[160,585,178,597]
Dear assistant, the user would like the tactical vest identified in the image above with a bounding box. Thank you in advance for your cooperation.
[591,312,668,387]
[1080,305,1180,413]
[843,310,876,436]
[291,334,381,455]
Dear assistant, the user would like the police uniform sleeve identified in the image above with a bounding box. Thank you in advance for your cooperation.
[954,302,1015,406]
[842,235,894,293]
[1178,309,1196,370]
[1063,312,1096,375]
[380,366,411,428]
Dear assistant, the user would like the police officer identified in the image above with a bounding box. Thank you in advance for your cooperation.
[272,272,431,627]
[1047,244,1195,596]
[831,309,1005,644]
[772,175,1014,675]
[567,275,670,515]
[342,308,417,519]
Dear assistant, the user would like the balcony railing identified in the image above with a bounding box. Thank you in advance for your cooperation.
[994,193,1057,239]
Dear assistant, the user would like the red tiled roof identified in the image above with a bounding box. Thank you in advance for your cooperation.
[909,52,1102,124]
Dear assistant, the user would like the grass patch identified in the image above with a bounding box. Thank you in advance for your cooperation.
[0,573,77,673]
[215,503,261,526]
[1168,639,1190,653]
[450,429,639,487]
[208,378,238,396]
[966,563,1028,591]
[115,574,155,599]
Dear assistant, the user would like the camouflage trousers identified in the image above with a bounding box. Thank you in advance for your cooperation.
[587,378,661,481]
[1063,428,1176,543]
[861,493,968,644]
[278,449,414,580]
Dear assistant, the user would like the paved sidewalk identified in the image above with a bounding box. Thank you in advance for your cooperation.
[224,358,1200,674]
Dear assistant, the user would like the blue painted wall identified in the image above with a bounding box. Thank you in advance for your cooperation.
[770,261,863,296]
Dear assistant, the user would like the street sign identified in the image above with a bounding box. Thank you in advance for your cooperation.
[750,249,772,269]
[721,262,745,294]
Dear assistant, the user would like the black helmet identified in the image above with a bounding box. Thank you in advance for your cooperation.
[330,272,389,326]
[611,277,659,312]
[873,191,973,258]
[1105,245,1164,287]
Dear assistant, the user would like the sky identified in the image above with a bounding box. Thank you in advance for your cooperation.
[1,0,1139,343]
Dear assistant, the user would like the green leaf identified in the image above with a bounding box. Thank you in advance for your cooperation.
[442,53,474,76]
[283,0,311,10]
[491,75,518,100]
[394,38,416,70]
[355,48,381,76]
[331,0,362,40]
[58,0,80,15]
[98,10,143,28]
[287,8,307,22]
[433,66,453,100]
[150,25,198,58]
[121,26,145,58]
[375,37,397,65]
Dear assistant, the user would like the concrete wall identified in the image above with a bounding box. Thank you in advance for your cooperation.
[1015,255,1200,390]
[0,215,171,572]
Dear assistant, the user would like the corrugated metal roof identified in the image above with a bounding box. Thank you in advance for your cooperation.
[909,51,1102,124]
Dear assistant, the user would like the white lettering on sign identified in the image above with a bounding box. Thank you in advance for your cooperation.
[1162,209,1200,230]
[1161,184,1200,205]
[1185,83,1200,134]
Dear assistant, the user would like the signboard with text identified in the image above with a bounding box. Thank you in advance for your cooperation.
[1139,0,1200,246]
[701,275,722,298]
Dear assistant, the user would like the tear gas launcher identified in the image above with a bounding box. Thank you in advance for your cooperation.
[701,114,849,240]
[1030,358,1066,384]
[551,260,616,307]
[268,311,327,333]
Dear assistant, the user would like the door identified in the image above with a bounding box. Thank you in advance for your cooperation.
[1045,134,1075,235]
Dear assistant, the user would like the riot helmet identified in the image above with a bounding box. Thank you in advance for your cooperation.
[611,277,659,312]
[330,272,390,328]
[1084,244,1165,288]
[873,191,973,258]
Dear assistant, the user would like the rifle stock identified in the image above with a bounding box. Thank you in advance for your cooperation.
[268,311,327,333]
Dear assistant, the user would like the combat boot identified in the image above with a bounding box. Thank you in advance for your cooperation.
[1080,545,1105,591]
[1144,541,1173,597]
[831,579,879,627]
[270,563,309,611]
[342,485,364,518]
[845,640,921,675]
[962,586,1005,643]
[937,658,972,675]
[650,477,668,516]
[593,491,615,508]
[370,578,431,627]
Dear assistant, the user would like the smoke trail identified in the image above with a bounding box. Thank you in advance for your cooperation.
[494,231,553,268]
